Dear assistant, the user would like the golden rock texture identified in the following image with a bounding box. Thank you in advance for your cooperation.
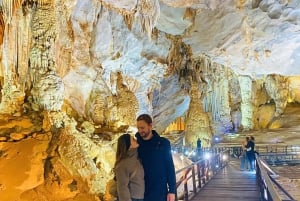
[185,83,212,147]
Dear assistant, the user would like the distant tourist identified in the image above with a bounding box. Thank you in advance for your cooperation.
[246,135,255,171]
[240,136,249,170]
[196,138,202,157]
[135,114,176,201]
[250,136,258,154]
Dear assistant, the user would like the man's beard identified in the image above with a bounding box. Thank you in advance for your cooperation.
[141,129,151,139]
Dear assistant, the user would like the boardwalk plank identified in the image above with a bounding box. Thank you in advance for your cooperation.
[190,160,261,201]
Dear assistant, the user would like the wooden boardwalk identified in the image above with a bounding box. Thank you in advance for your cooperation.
[191,159,261,201]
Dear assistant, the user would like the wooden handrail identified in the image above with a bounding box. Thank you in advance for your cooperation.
[174,146,299,201]
[213,145,300,165]
[214,144,300,155]
[174,150,230,201]
[256,154,296,201]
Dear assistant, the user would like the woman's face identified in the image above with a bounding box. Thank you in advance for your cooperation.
[130,136,139,149]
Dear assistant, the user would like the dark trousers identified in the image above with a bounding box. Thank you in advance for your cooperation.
[246,153,255,171]
[132,199,143,201]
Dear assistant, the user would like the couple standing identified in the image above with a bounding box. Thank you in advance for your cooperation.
[114,114,176,201]
[240,136,255,171]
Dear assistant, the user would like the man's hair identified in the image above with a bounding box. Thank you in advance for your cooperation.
[137,114,152,124]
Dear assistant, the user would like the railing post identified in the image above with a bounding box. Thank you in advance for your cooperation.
[197,163,201,188]
[183,170,188,201]
[213,155,216,173]
[217,153,221,170]
[206,160,211,181]
[192,166,196,194]
[202,161,206,185]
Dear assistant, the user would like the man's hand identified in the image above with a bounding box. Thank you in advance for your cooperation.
[167,193,175,201]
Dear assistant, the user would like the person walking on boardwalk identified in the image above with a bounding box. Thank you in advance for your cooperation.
[114,133,145,201]
[240,136,249,170]
[135,114,176,201]
[246,135,255,171]
[250,136,257,168]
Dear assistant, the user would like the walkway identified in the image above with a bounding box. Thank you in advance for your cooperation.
[191,159,260,201]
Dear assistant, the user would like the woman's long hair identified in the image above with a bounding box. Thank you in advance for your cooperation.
[114,134,130,168]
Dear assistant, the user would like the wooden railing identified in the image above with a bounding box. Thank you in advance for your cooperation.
[256,145,300,165]
[214,144,300,155]
[216,144,299,200]
[215,144,300,165]
[174,145,299,201]
[256,154,297,201]
[174,150,230,201]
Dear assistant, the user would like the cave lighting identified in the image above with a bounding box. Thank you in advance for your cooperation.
[204,152,211,159]
[171,149,177,154]
[222,154,228,161]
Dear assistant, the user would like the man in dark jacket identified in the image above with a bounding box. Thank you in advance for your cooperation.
[246,136,255,171]
[135,114,176,201]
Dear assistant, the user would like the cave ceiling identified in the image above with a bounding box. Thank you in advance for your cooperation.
[0,0,299,136]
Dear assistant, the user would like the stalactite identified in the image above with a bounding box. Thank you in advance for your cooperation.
[151,27,158,41]
[183,8,196,34]
[238,75,254,130]
[0,13,5,45]
[91,94,106,124]
[196,55,233,133]
[265,74,288,117]
[166,36,193,78]
[30,2,56,83]
[115,72,139,126]
[100,0,136,15]
[138,0,160,40]
[242,17,253,44]
[36,0,49,6]
[236,0,247,9]
[123,13,134,31]
[183,8,196,21]
[1,0,23,24]
[27,1,63,112]
[0,0,33,114]
[252,0,262,8]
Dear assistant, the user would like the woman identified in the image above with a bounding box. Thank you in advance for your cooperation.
[240,137,249,170]
[114,134,144,201]
[246,136,255,171]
